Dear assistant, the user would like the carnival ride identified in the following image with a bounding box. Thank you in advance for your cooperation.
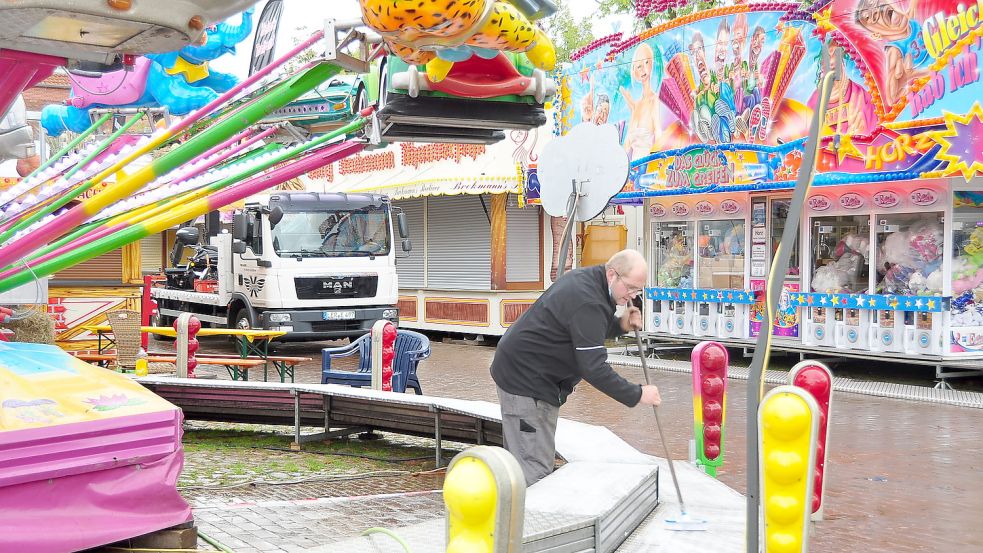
[0,1,560,550]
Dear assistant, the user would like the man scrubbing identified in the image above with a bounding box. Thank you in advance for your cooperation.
[490,249,662,486]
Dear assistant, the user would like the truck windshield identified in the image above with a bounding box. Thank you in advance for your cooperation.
[271,207,390,257]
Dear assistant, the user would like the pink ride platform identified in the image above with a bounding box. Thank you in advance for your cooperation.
[0,342,190,553]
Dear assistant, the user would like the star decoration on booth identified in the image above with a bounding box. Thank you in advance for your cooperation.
[834,134,864,165]
[578,65,590,83]
[813,7,834,35]
[932,102,983,181]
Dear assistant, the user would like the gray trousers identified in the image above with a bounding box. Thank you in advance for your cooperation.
[497,386,560,487]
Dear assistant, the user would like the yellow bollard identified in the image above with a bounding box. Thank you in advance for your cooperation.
[758,386,820,553]
[444,445,525,553]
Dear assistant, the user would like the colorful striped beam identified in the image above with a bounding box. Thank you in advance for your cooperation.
[0,61,341,269]
[1,113,368,282]
[0,114,145,243]
[0,136,365,292]
[15,112,111,184]
[23,142,285,263]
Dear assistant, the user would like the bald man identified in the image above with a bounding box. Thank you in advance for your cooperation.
[490,249,662,485]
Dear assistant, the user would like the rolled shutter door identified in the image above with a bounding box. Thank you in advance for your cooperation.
[426,195,490,290]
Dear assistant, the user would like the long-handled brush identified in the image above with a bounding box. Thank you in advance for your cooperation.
[634,328,708,531]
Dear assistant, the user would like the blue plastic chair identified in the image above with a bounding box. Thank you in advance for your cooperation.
[320,329,429,394]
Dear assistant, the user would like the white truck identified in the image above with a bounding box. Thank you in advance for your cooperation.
[149,192,410,340]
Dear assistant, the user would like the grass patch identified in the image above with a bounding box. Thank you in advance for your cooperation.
[179,425,452,489]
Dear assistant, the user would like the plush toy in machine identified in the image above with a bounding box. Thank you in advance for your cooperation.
[811,232,868,293]
[698,234,715,258]
[952,290,983,327]
[953,227,983,298]
[721,225,745,256]
[876,221,944,295]
[908,221,944,265]
[658,234,693,287]
[953,256,983,295]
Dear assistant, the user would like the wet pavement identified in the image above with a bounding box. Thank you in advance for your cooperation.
[171,335,983,551]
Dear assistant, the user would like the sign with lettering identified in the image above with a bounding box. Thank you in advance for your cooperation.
[695,200,715,215]
[838,192,865,210]
[808,195,832,212]
[720,198,742,214]
[650,203,667,217]
[910,188,940,206]
[671,202,690,217]
[872,190,901,208]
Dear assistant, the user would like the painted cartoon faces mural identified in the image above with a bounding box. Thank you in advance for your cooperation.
[565,11,819,159]
[821,0,980,121]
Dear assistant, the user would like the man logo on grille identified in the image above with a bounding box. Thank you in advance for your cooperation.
[323,280,353,294]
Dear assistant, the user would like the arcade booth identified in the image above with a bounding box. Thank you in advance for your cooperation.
[555,1,983,366]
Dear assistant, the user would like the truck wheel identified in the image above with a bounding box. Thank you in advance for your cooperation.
[234,308,253,330]
[150,313,175,341]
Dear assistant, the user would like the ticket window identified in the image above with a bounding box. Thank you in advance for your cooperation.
[874,212,944,295]
[810,215,870,293]
[697,220,745,289]
[652,222,695,288]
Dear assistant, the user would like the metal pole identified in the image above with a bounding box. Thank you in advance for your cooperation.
[556,179,584,279]
[745,45,839,551]
[634,330,686,513]
[434,407,443,467]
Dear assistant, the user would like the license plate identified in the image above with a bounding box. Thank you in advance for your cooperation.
[323,310,356,321]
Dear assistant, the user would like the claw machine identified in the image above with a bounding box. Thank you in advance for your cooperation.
[803,198,870,348]
[872,210,946,355]
[748,197,801,340]
[695,217,746,337]
[950,190,983,354]
[649,214,695,334]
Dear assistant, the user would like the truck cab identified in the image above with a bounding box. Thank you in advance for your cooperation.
[152,192,410,341]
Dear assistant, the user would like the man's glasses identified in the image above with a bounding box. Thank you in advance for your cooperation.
[617,273,644,296]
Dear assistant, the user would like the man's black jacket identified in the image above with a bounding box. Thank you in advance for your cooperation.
[490,264,643,407]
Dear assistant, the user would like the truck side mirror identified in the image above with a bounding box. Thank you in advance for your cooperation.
[231,240,247,254]
[402,238,412,252]
[233,212,248,241]
[269,205,284,228]
[396,211,409,238]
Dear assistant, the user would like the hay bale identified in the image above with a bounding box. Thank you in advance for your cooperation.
[5,306,55,344]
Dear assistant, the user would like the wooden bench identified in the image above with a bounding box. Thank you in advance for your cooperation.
[193,354,311,383]
[71,352,266,380]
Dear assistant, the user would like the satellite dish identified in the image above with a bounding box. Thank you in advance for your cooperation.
[538,123,630,278]
[538,123,629,221]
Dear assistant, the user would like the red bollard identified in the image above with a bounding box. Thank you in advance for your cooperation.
[371,319,397,391]
[692,341,729,477]
[174,313,201,378]
[789,360,833,521]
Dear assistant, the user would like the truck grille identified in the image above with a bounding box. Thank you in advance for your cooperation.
[294,275,378,300]
[310,320,364,333]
